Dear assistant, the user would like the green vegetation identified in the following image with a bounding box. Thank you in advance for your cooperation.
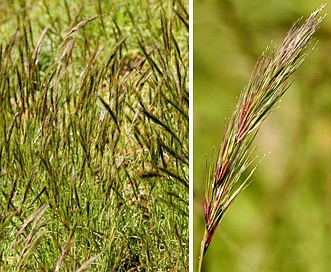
[0,0,188,271]
[194,2,331,272]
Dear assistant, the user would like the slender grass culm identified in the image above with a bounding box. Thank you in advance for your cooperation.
[198,5,326,271]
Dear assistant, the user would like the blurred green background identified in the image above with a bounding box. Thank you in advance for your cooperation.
[194,1,331,271]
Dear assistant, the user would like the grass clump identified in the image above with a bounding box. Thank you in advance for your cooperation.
[0,0,188,271]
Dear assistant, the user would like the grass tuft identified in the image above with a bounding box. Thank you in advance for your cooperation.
[0,0,188,270]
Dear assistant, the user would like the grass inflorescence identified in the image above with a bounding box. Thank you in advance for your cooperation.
[0,0,188,271]
[198,4,326,271]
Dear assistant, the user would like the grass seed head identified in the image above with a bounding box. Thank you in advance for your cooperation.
[200,4,326,261]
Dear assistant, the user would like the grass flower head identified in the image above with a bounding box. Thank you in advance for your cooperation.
[198,4,326,271]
